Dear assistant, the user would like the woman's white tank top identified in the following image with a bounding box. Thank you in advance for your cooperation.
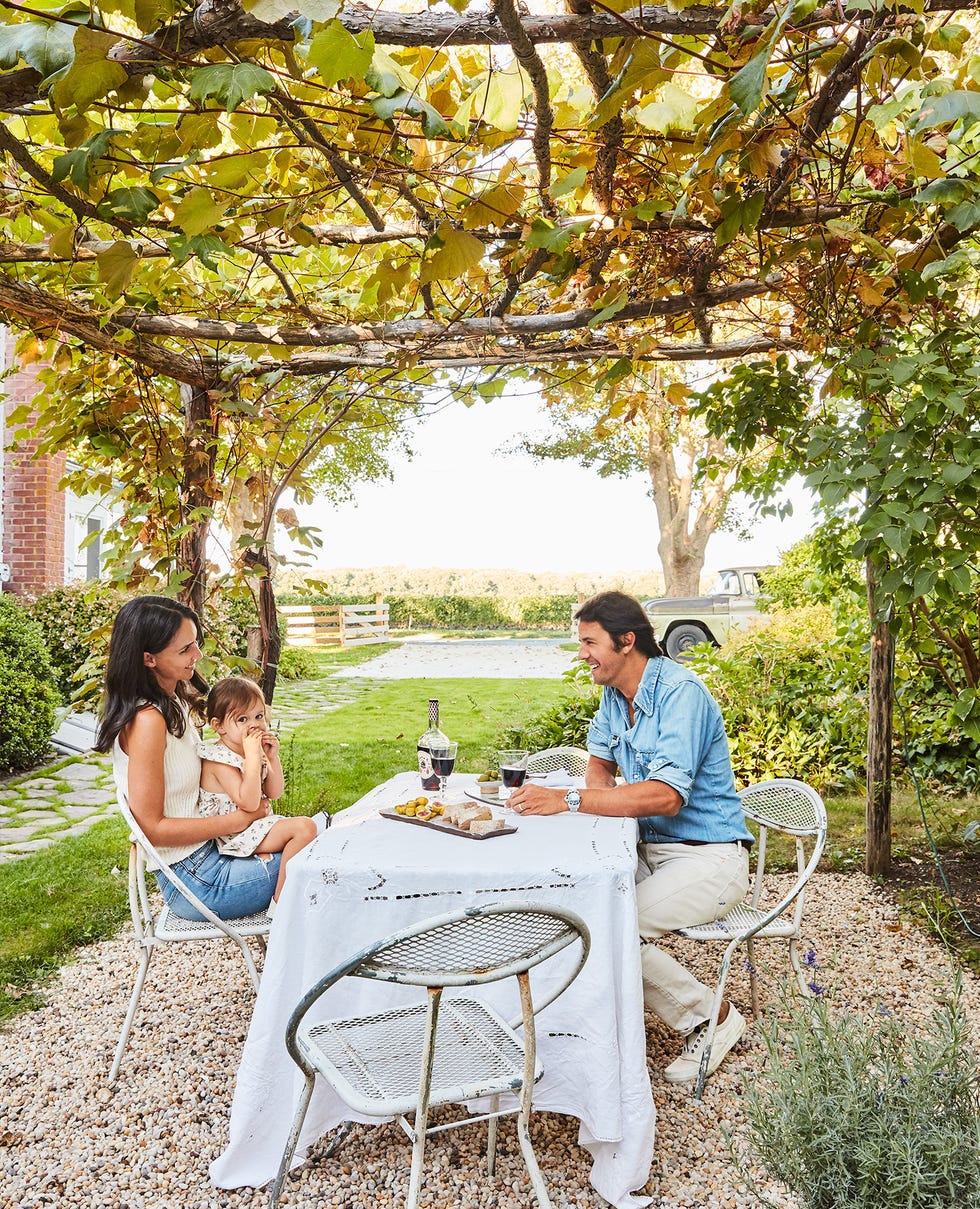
[112,700,203,870]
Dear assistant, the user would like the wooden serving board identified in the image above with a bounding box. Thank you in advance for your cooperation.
[378,808,517,840]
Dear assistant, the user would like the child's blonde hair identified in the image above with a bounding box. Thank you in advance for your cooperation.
[207,676,266,726]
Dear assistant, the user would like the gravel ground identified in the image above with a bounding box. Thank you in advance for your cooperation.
[3,871,976,1209]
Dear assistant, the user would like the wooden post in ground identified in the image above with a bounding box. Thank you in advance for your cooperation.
[865,554,893,877]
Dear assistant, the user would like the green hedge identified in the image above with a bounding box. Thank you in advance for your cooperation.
[277,593,577,630]
[0,597,61,774]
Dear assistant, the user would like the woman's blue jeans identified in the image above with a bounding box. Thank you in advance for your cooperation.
[157,841,281,921]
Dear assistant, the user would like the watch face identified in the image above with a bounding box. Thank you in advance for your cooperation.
[566,790,582,812]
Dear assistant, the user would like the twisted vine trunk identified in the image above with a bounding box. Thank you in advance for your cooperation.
[178,385,217,619]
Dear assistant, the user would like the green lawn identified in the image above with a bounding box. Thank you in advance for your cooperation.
[279,677,569,814]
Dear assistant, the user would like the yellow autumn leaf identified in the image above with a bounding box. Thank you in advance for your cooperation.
[420,224,486,283]
[461,184,524,229]
[907,138,944,179]
[857,282,887,307]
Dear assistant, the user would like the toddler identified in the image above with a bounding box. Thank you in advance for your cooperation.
[197,676,316,910]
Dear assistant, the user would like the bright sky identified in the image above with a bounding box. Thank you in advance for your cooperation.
[288,390,816,577]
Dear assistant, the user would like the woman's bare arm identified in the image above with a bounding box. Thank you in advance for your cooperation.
[123,708,266,843]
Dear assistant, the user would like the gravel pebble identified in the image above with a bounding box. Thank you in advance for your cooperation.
[1,872,976,1209]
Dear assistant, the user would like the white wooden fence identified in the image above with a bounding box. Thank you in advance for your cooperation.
[279,598,390,648]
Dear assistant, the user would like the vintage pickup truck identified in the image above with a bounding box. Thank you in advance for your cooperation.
[642,565,772,660]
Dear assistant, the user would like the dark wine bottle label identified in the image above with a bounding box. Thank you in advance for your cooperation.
[417,742,439,790]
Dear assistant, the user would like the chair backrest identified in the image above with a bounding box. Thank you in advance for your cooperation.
[738,778,827,923]
[527,747,589,777]
[290,903,591,1032]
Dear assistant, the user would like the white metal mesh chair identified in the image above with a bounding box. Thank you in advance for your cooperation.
[109,796,270,1083]
[268,902,591,1209]
[674,777,827,1097]
[527,746,589,777]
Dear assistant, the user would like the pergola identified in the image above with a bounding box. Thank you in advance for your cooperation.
[0,0,973,387]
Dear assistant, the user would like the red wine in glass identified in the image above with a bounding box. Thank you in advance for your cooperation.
[430,742,458,797]
[498,750,529,801]
[501,766,527,789]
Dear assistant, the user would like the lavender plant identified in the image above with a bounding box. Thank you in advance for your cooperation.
[742,976,980,1209]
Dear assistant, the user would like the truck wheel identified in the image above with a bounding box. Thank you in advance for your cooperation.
[665,623,713,661]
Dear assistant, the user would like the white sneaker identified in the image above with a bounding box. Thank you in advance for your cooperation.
[663,1004,747,1085]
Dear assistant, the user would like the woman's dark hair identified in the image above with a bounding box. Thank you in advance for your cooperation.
[573,591,665,659]
[207,676,266,726]
[94,596,205,752]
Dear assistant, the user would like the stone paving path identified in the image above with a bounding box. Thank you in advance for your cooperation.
[0,637,571,863]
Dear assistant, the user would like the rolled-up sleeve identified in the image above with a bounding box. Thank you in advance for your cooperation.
[586,693,617,763]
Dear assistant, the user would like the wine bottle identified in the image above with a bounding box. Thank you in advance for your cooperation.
[417,698,448,791]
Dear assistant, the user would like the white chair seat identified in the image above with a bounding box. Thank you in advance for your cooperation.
[301,996,539,1118]
[677,904,800,942]
[155,902,272,943]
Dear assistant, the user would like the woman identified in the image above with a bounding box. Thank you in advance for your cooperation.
[95,596,280,920]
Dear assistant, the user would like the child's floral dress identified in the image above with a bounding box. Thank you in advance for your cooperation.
[197,739,279,857]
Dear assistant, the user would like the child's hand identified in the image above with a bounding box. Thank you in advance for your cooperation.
[261,730,280,758]
[242,726,265,757]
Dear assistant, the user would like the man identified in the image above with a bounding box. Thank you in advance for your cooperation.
[506,590,753,1084]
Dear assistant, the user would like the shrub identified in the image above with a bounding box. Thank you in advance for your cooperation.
[28,583,121,703]
[690,605,868,791]
[498,662,600,754]
[277,646,321,680]
[0,596,61,774]
[742,978,980,1209]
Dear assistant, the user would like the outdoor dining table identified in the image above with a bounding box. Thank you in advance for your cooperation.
[209,770,655,1209]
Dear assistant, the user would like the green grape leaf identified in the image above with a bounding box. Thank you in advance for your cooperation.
[188,63,277,112]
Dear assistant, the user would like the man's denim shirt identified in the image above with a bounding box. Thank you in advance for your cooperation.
[587,656,752,846]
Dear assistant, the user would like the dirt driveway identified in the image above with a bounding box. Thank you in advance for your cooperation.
[331,635,577,680]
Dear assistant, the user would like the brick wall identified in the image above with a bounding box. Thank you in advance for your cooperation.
[2,338,67,596]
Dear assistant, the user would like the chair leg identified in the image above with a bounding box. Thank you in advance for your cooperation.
[234,936,262,991]
[788,937,810,997]
[514,1084,552,1209]
[109,944,154,1084]
[487,1093,500,1176]
[268,1073,316,1209]
[694,942,737,1100]
[406,991,442,1209]
[747,937,759,1017]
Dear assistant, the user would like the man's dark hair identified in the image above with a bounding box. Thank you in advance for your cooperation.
[574,591,665,658]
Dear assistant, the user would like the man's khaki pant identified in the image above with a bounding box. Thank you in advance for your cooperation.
[636,841,750,1035]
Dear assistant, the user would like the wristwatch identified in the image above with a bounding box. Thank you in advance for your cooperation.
[564,789,582,814]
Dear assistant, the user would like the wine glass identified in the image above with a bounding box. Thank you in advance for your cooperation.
[498,749,529,801]
[429,741,458,798]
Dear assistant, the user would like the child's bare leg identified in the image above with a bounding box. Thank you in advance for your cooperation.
[255,817,318,900]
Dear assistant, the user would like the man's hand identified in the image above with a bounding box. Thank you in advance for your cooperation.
[506,783,571,815]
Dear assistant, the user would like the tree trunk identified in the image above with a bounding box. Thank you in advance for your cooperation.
[178,384,217,618]
[645,377,736,597]
[865,553,893,877]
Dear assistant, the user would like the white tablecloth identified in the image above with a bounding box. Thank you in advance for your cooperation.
[210,772,654,1209]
